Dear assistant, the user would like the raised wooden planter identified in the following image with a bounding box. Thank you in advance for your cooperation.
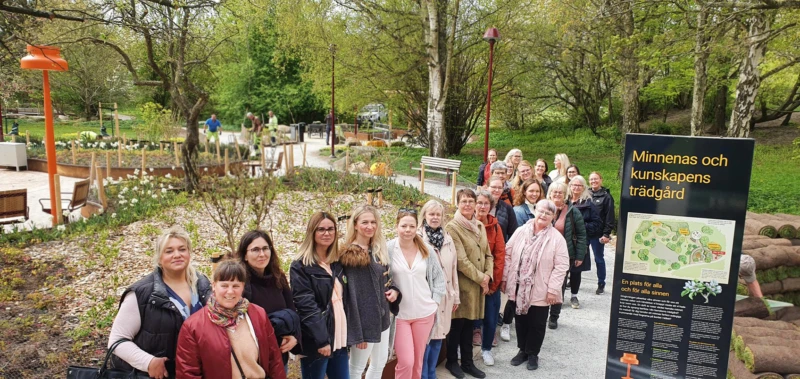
[356,132,372,141]
[27,158,243,179]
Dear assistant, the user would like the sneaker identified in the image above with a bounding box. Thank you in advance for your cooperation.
[472,328,481,346]
[548,318,558,330]
[446,361,465,379]
[527,355,539,370]
[482,350,495,366]
[596,284,605,295]
[570,297,581,309]
[492,334,498,347]
[500,324,511,341]
[461,364,486,378]
[510,350,528,366]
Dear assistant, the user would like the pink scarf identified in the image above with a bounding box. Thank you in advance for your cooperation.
[453,210,481,237]
[506,222,554,315]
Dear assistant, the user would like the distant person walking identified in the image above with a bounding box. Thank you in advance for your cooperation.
[204,114,222,142]
[326,110,335,144]
[268,110,279,145]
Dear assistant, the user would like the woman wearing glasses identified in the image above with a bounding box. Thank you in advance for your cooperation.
[567,175,604,306]
[388,208,446,379]
[510,160,534,197]
[339,205,400,379]
[502,200,569,370]
[290,212,349,379]
[486,176,519,242]
[473,190,506,366]
[504,149,523,181]
[238,230,299,373]
[445,189,493,379]
[545,182,587,330]
[418,200,460,379]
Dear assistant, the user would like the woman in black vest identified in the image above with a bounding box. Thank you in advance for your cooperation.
[108,226,211,378]
[238,229,300,373]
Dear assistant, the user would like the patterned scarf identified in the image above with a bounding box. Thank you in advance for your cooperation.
[207,295,250,329]
[510,223,553,315]
[454,209,481,237]
[423,220,445,251]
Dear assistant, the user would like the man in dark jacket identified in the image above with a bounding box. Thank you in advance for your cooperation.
[589,172,616,294]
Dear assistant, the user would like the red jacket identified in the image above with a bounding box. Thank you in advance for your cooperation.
[175,303,286,379]
[484,215,506,293]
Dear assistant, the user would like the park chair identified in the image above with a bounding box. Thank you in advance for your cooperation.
[39,179,90,223]
[0,189,29,225]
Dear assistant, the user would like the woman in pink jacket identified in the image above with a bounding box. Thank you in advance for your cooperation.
[501,199,569,371]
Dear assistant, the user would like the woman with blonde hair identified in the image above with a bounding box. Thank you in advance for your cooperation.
[548,153,570,182]
[388,208,446,379]
[109,226,212,379]
[511,160,534,196]
[338,205,401,379]
[545,182,587,329]
[291,212,350,379]
[504,149,523,181]
[567,175,603,308]
[417,200,460,379]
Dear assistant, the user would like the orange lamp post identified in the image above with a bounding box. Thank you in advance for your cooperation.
[20,45,68,225]
[620,352,639,379]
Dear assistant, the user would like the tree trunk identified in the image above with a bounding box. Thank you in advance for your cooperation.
[728,12,769,138]
[712,84,728,135]
[423,0,444,157]
[182,97,207,192]
[691,9,710,136]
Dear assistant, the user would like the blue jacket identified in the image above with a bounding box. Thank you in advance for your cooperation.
[513,204,535,226]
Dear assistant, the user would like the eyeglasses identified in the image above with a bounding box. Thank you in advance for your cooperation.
[536,210,554,217]
[570,184,584,188]
[459,199,475,205]
[316,227,336,235]
[476,202,491,207]
[248,246,271,255]
[488,186,504,190]
[513,155,521,158]
[399,208,418,215]
[551,191,565,196]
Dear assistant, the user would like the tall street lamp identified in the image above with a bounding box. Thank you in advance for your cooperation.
[21,45,68,225]
[330,44,337,158]
[482,27,499,163]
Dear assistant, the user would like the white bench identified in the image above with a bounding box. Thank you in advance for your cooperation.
[412,156,461,186]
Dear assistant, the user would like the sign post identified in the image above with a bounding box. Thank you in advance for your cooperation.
[605,134,754,379]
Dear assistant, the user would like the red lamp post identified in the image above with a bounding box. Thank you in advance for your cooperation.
[20,45,68,225]
[330,44,336,158]
[482,27,499,163]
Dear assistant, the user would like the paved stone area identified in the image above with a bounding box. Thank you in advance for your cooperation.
[0,169,83,231]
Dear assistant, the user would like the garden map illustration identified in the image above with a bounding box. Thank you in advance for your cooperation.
[623,212,735,284]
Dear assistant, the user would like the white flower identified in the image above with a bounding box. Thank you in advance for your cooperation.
[119,200,127,204]
[62,210,70,217]
[100,142,107,148]
[168,185,174,190]
[112,213,117,218]
[82,217,87,223]
[165,173,171,179]
[57,225,66,231]
[134,168,140,175]
[152,194,157,199]
[204,167,208,172]
[97,208,104,215]
[171,166,176,170]
[132,186,138,191]
[131,198,138,204]
[149,168,154,172]
[118,194,125,199]
[161,188,168,194]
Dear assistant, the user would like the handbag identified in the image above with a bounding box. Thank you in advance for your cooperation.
[66,338,151,379]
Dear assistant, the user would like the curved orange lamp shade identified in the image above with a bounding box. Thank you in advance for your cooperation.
[20,45,68,71]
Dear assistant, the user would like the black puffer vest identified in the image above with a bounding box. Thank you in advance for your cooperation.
[110,268,211,377]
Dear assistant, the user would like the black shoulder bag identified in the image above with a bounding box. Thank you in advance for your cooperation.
[67,339,150,379]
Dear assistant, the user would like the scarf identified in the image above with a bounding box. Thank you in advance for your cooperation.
[207,295,250,329]
[423,220,445,251]
[454,209,481,237]
[507,222,553,315]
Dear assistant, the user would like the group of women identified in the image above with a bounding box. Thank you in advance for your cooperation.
[107,152,615,379]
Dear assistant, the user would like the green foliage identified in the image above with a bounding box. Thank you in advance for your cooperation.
[288,168,429,207]
[134,102,182,142]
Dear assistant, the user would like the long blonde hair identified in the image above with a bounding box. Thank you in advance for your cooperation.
[511,159,533,190]
[554,153,571,178]
[296,212,339,266]
[396,210,430,259]
[340,205,389,265]
[154,226,199,294]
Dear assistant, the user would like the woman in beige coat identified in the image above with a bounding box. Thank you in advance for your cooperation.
[444,189,493,379]
[502,199,569,371]
[418,200,460,379]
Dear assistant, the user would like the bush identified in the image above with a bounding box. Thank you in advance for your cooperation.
[134,103,182,142]
[646,121,688,136]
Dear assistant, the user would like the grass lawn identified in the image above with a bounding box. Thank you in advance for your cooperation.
[384,127,800,215]
[5,118,142,140]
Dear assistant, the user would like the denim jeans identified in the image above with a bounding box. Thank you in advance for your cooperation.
[589,238,607,285]
[300,348,350,379]
[422,338,443,379]
[481,291,501,351]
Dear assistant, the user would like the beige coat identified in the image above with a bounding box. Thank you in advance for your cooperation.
[418,227,460,340]
[445,220,493,320]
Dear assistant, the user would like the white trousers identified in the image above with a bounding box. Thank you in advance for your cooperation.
[349,328,391,379]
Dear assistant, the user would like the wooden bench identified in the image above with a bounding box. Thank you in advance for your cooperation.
[39,179,90,223]
[412,156,461,186]
[0,189,29,225]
